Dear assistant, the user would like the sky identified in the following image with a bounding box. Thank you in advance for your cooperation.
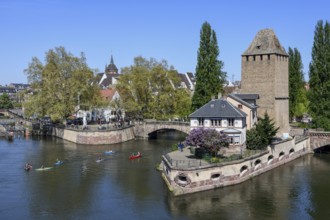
[1,0,330,85]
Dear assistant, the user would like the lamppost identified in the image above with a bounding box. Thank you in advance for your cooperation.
[76,91,80,118]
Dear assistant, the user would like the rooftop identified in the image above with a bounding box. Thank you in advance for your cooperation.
[242,29,288,56]
[190,98,247,118]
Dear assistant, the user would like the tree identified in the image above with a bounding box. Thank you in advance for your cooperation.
[185,128,229,156]
[116,56,191,120]
[0,93,13,109]
[288,47,307,121]
[24,46,103,122]
[308,20,330,130]
[246,112,279,150]
[246,128,264,150]
[191,22,226,111]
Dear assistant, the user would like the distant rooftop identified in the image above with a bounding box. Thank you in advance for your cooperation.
[242,29,288,56]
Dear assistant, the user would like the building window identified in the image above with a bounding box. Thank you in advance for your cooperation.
[246,56,249,62]
[260,55,263,60]
[253,55,256,61]
[198,118,204,126]
[268,54,270,60]
[234,136,240,144]
[229,136,234,144]
[228,118,234,127]
[211,119,221,127]
[238,104,242,109]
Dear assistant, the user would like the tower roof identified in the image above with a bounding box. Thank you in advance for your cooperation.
[242,29,288,56]
[105,55,118,74]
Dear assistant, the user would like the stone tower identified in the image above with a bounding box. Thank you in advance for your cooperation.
[241,29,289,135]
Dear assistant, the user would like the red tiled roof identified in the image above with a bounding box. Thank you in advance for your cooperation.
[100,88,117,101]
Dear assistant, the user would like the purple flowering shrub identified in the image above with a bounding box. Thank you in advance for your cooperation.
[185,128,230,156]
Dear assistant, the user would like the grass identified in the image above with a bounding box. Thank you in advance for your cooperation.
[202,149,266,164]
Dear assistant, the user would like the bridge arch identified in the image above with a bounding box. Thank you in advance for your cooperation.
[308,131,330,152]
[134,121,190,138]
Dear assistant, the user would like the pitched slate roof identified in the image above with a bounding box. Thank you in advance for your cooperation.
[233,94,259,100]
[242,29,288,56]
[190,99,247,118]
[228,94,259,109]
[178,73,190,89]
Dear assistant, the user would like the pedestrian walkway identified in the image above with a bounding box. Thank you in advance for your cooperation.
[164,147,209,169]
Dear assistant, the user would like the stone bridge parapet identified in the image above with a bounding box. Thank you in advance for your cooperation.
[133,121,190,138]
[308,131,330,150]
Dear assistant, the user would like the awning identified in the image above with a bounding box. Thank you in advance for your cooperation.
[222,129,241,134]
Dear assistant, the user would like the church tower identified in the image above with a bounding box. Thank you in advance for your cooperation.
[241,29,289,135]
[105,55,118,74]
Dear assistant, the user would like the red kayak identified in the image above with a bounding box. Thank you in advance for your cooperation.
[129,153,142,160]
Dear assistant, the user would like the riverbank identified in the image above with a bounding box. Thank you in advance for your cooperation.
[52,125,136,145]
[162,136,310,196]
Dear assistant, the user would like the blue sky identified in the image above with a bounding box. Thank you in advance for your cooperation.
[1,0,330,85]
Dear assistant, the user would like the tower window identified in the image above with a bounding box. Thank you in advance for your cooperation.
[268,54,270,60]
[246,56,249,62]
[253,55,256,61]
[260,55,263,61]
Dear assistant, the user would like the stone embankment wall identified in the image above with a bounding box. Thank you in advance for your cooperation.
[162,137,310,196]
[52,126,135,145]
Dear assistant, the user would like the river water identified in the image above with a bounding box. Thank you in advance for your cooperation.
[1,132,330,220]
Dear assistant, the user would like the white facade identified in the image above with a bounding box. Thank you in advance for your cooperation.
[190,117,246,145]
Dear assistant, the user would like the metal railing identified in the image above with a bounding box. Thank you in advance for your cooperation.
[163,149,268,169]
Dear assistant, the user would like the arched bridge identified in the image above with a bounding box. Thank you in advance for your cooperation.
[308,130,330,151]
[133,121,190,138]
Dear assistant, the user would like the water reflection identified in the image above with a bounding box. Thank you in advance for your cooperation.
[166,154,329,220]
[2,133,330,219]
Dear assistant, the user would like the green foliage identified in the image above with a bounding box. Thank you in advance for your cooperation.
[185,128,229,156]
[288,47,307,120]
[116,56,191,120]
[308,20,330,130]
[0,93,14,109]
[24,46,103,121]
[246,112,279,150]
[246,128,264,150]
[191,22,226,111]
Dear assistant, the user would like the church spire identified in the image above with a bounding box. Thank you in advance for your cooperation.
[105,54,118,74]
[110,55,114,65]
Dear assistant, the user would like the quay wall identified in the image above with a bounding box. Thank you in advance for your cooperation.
[162,137,310,196]
[52,126,135,145]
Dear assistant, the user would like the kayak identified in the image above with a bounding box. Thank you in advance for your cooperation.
[104,150,114,155]
[54,161,63,166]
[96,159,104,163]
[129,154,142,160]
[35,167,53,171]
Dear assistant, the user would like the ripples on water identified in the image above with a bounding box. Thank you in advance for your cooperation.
[1,133,330,219]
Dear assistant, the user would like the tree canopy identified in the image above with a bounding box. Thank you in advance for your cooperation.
[0,93,13,109]
[288,47,308,120]
[308,20,330,130]
[115,56,191,120]
[246,112,279,150]
[185,128,229,156]
[191,21,226,111]
[24,46,103,122]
